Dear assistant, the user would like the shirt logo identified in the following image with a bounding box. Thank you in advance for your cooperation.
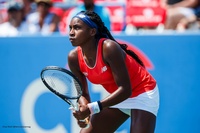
[101,66,107,73]
[83,72,88,76]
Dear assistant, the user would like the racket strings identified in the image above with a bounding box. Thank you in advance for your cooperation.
[43,70,80,98]
[73,79,82,94]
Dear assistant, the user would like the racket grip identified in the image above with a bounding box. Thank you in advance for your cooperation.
[68,104,79,112]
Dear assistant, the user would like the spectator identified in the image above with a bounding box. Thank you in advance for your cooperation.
[22,0,36,18]
[26,0,60,34]
[0,1,28,36]
[176,4,200,31]
[162,0,199,30]
[65,0,111,32]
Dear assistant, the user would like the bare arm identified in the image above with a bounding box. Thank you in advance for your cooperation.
[68,48,91,128]
[100,40,132,109]
[167,0,199,8]
[68,48,91,105]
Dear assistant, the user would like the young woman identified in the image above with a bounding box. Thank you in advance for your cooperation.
[68,10,159,133]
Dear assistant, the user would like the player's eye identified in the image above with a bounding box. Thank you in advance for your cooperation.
[74,25,81,30]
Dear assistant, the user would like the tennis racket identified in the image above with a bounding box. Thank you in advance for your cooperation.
[40,66,82,111]
[40,66,89,126]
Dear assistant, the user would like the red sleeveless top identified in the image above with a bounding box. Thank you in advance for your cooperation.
[77,38,156,97]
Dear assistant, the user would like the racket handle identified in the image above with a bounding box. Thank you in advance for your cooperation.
[68,104,79,111]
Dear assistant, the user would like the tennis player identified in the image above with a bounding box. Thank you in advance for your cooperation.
[68,10,159,133]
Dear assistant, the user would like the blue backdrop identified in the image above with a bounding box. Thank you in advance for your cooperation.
[0,33,200,133]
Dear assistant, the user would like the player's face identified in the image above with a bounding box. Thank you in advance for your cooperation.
[69,17,92,47]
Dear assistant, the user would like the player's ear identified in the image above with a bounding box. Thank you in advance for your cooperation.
[90,28,97,36]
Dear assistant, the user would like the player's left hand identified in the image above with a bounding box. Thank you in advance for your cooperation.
[72,104,90,120]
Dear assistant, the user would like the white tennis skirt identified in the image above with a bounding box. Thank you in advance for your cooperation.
[111,85,159,116]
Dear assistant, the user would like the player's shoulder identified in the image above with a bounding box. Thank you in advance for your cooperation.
[101,39,123,59]
[68,48,78,59]
[68,48,80,68]
[102,39,121,51]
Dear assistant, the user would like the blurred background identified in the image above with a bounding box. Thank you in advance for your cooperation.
[0,0,200,133]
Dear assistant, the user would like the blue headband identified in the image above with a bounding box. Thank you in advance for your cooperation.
[73,13,98,29]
